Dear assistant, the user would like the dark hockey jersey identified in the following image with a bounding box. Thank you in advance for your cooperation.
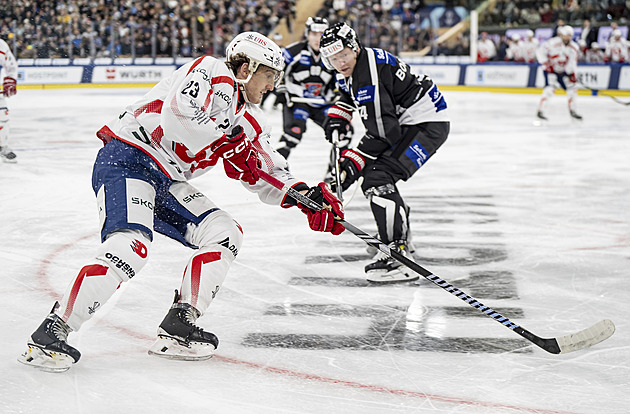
[280,40,337,107]
[336,47,448,152]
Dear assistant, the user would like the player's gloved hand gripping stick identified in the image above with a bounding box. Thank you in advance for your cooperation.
[258,169,615,355]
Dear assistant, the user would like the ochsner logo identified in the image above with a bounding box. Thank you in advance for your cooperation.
[321,40,344,58]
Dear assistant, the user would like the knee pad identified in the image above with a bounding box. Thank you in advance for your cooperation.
[185,210,243,259]
[95,229,151,282]
[362,170,397,199]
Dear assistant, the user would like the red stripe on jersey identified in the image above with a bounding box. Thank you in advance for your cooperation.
[151,125,164,147]
[212,76,234,88]
[202,90,213,111]
[189,252,222,308]
[133,99,163,118]
[243,111,263,137]
[186,56,206,75]
[62,264,109,321]
[253,139,274,169]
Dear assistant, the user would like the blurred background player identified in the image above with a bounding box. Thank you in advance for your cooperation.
[477,32,497,62]
[536,25,582,121]
[0,37,18,163]
[520,30,538,63]
[604,29,628,63]
[320,22,450,284]
[19,32,344,372]
[274,17,352,181]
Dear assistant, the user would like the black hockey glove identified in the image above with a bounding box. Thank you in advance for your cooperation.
[336,149,365,191]
[324,103,353,144]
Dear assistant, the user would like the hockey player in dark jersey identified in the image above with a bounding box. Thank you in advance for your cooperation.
[275,17,351,174]
[320,22,450,284]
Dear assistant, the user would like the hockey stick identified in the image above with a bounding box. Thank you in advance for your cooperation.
[330,130,344,201]
[258,169,615,354]
[578,81,630,106]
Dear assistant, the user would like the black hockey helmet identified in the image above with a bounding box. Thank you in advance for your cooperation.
[304,16,329,37]
[319,22,360,70]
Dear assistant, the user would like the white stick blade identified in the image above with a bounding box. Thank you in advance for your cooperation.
[557,319,615,354]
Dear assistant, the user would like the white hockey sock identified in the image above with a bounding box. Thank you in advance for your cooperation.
[179,210,243,313]
[56,230,151,331]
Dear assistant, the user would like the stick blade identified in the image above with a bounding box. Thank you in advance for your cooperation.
[556,319,615,354]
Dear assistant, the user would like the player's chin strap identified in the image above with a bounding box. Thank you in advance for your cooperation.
[257,168,615,355]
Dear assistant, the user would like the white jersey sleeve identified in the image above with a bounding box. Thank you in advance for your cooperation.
[235,103,304,206]
[0,39,18,79]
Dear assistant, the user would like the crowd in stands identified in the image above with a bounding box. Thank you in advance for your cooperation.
[0,0,296,59]
[0,0,628,61]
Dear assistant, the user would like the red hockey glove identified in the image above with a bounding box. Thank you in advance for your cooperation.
[298,183,345,235]
[567,73,577,83]
[212,126,261,185]
[2,77,16,97]
[337,149,365,191]
[543,63,554,73]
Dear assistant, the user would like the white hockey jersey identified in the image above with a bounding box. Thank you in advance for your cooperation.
[536,37,580,75]
[0,38,18,80]
[520,38,539,63]
[97,55,300,206]
[604,38,629,63]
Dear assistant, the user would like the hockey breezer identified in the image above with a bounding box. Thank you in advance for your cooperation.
[258,169,616,354]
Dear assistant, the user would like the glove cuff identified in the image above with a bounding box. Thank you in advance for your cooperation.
[327,105,353,123]
[341,149,366,171]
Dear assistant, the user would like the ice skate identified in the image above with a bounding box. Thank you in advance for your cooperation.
[536,111,548,121]
[18,304,81,372]
[148,291,218,361]
[365,240,419,284]
[0,145,17,163]
[570,110,583,120]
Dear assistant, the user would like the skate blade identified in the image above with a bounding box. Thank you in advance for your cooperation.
[17,344,73,373]
[366,268,419,284]
[148,336,215,361]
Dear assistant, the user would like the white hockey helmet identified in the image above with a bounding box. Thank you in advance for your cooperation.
[558,25,574,38]
[225,32,284,85]
[526,29,534,38]
[320,22,360,70]
[612,29,622,39]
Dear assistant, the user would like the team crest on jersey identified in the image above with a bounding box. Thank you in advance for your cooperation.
[304,82,323,97]
[355,85,375,103]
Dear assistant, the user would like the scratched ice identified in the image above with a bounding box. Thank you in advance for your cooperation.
[1,88,628,414]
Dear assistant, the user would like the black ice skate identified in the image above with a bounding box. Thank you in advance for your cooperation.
[536,111,548,120]
[0,145,17,163]
[148,290,218,361]
[365,240,419,284]
[18,303,81,372]
[570,110,583,120]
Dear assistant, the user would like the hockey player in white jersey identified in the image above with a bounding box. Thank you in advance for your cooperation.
[536,25,582,120]
[19,32,345,372]
[520,30,538,63]
[0,38,18,162]
[604,29,629,63]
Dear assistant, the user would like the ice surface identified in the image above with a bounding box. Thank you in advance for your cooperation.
[1,88,628,413]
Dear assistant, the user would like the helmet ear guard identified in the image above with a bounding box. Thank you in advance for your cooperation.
[226,32,285,86]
